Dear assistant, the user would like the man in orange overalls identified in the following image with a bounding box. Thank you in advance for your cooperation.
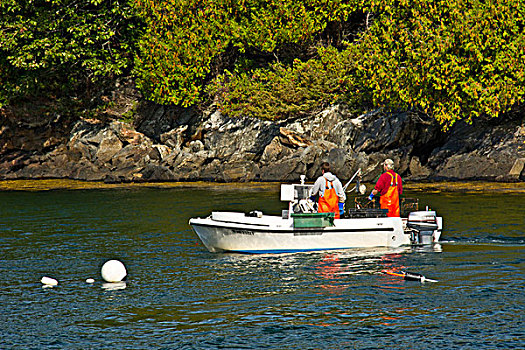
[309,162,346,219]
[368,159,403,217]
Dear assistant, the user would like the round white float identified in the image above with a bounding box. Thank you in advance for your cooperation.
[101,260,127,282]
[85,278,95,284]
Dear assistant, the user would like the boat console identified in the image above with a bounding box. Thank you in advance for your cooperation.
[280,175,316,217]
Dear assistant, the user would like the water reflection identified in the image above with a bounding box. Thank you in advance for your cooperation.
[102,282,127,291]
[41,284,57,289]
[314,253,349,295]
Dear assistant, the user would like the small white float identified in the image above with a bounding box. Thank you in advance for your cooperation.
[40,276,58,286]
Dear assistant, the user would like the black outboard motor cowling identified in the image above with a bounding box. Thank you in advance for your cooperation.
[407,211,438,244]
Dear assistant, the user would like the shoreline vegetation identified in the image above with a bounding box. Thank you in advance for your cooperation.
[1,179,524,194]
[2,1,523,130]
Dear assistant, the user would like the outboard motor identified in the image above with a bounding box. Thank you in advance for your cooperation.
[407,211,438,244]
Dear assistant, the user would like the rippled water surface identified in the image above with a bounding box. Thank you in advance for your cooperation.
[0,185,523,349]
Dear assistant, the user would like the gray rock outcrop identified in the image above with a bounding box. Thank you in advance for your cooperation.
[1,101,523,183]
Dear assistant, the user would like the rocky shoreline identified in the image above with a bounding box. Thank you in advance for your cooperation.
[1,88,524,184]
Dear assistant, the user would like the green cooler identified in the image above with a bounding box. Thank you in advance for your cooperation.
[291,212,335,228]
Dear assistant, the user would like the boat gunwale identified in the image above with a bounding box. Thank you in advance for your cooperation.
[189,221,396,234]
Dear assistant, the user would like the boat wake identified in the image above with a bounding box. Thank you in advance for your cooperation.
[439,236,525,245]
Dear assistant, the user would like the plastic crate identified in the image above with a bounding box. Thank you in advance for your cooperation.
[354,196,420,217]
[291,212,335,228]
[347,208,388,218]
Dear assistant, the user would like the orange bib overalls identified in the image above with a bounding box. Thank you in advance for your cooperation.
[380,172,401,217]
[318,180,340,219]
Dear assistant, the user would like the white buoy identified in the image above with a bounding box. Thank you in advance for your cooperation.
[41,276,58,286]
[85,278,95,284]
[101,260,127,282]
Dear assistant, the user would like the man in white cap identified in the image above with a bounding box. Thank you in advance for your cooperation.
[368,159,403,217]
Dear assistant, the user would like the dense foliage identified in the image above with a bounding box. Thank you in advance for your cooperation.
[133,0,358,107]
[208,0,525,128]
[356,0,525,127]
[1,0,523,129]
[208,46,362,120]
[0,0,140,108]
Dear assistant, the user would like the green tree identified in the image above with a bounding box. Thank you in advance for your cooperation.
[133,0,358,107]
[0,0,140,108]
[208,46,361,120]
[349,0,525,128]
[210,0,525,129]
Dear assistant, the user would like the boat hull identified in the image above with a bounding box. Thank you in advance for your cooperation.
[189,212,412,253]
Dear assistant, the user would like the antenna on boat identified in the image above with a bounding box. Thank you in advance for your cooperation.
[343,168,366,194]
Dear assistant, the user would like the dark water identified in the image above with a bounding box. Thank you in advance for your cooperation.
[0,186,523,349]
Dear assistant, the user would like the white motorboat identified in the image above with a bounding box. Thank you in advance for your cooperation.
[189,175,443,254]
